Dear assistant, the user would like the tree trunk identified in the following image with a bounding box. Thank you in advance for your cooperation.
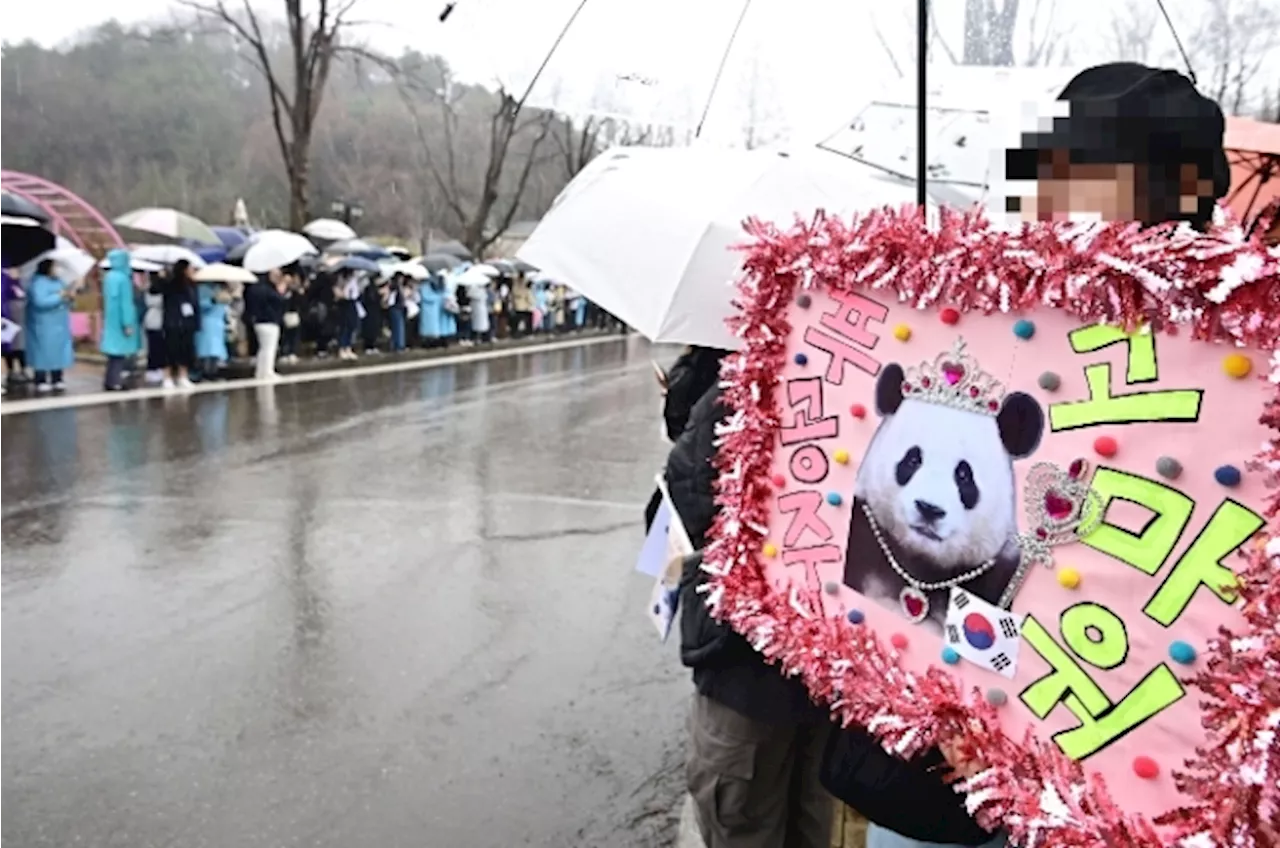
[288,132,311,232]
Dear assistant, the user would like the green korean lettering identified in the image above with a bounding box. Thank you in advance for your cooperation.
[1052,667,1186,761]
[1020,616,1110,719]
[1020,615,1186,761]
[1082,468,1194,576]
[1060,603,1128,670]
[1049,325,1202,431]
[1145,500,1264,626]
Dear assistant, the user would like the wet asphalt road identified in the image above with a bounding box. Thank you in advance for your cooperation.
[2,338,691,848]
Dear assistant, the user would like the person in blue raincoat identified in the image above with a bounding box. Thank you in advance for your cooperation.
[440,277,458,342]
[418,274,445,348]
[25,259,75,393]
[195,281,230,379]
[100,248,141,390]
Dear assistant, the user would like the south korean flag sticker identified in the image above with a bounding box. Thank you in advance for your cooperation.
[943,588,1024,680]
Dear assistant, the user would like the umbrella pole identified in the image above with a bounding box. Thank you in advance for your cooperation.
[916,0,928,210]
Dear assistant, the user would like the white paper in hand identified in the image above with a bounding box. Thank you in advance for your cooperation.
[0,317,21,345]
[943,588,1024,679]
[636,500,673,577]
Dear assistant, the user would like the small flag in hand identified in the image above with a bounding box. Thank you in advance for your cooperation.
[943,588,1024,679]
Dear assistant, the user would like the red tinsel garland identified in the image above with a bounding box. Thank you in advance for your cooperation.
[707,207,1280,848]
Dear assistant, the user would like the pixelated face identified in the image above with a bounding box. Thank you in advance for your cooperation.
[857,401,1018,568]
[1008,148,1219,225]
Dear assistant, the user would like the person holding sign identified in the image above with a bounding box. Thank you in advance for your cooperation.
[670,375,833,848]
[816,62,1234,848]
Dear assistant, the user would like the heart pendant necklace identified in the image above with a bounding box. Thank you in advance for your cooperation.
[860,503,998,625]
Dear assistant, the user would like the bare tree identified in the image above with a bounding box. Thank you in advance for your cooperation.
[739,52,781,150]
[963,0,1020,65]
[180,0,379,230]
[1192,0,1280,117]
[550,115,602,180]
[401,73,555,255]
[1106,0,1161,63]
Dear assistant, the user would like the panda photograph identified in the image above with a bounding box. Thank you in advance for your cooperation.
[842,339,1045,634]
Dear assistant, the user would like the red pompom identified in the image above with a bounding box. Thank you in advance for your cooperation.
[1133,756,1160,780]
[1094,436,1119,458]
[940,307,961,325]
[850,403,867,419]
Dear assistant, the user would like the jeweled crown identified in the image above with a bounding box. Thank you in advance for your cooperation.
[901,338,1007,416]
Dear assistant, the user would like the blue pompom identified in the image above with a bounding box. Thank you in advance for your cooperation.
[1169,640,1197,665]
[1013,319,1036,339]
[794,352,808,366]
[846,609,865,624]
[941,646,960,665]
[1214,464,1242,487]
[826,491,843,506]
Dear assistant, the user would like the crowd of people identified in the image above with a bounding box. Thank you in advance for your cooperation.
[1,252,620,395]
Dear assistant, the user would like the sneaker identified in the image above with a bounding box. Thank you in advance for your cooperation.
[177,377,194,390]
[36,382,52,394]
[162,378,176,390]
[53,381,66,393]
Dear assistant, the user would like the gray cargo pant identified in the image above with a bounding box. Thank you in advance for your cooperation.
[687,693,833,848]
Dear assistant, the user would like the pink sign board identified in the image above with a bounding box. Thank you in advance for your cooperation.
[708,208,1280,846]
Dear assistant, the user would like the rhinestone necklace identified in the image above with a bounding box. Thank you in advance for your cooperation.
[860,502,999,623]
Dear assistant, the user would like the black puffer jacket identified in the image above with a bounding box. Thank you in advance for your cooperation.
[667,386,818,726]
[820,729,996,845]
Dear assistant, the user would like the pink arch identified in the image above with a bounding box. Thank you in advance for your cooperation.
[1,169,124,252]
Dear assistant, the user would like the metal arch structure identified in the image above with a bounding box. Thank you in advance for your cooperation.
[1,170,124,256]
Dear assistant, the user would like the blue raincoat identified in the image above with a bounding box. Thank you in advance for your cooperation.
[100,248,141,357]
[418,280,445,338]
[25,273,74,371]
[195,283,229,362]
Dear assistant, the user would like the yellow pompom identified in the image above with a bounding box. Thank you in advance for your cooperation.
[893,324,912,342]
[1057,567,1081,589]
[1223,353,1252,379]
[762,542,778,558]
[833,449,850,464]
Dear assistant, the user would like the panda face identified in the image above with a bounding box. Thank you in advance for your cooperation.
[857,399,1019,568]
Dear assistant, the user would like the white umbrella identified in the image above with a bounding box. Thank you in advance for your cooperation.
[385,261,428,280]
[195,262,258,284]
[115,207,221,246]
[302,218,357,242]
[22,237,95,284]
[452,266,495,287]
[131,244,208,268]
[242,231,317,273]
[470,263,501,277]
[517,146,932,349]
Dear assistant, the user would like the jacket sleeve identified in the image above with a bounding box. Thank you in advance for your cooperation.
[29,277,66,310]
[664,387,726,549]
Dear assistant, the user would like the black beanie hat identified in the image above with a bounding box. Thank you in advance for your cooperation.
[1006,62,1231,226]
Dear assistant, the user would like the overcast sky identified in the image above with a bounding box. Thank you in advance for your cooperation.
[3,0,1269,144]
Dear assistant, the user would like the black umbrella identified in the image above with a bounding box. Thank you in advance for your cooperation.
[324,238,389,259]
[419,253,462,273]
[488,259,516,276]
[1,216,56,267]
[1,191,50,224]
[512,258,539,273]
[431,240,473,260]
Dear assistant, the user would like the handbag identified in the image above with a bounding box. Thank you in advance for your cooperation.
[283,312,301,329]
